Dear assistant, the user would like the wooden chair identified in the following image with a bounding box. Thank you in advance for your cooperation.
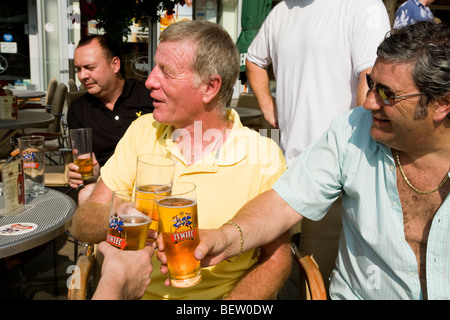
[290,241,327,300]
[67,244,97,300]
[293,197,342,300]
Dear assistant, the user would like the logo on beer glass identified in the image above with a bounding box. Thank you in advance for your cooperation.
[170,210,195,244]
[22,152,39,169]
[107,214,128,250]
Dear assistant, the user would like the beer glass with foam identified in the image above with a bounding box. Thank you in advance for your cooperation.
[135,154,175,236]
[156,182,201,288]
[106,190,154,250]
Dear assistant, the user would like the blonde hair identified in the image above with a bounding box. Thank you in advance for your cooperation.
[159,20,239,108]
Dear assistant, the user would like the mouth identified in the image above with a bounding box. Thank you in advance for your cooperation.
[83,83,96,90]
[150,94,164,106]
[371,114,391,129]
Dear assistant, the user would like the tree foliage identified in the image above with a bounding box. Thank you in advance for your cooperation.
[91,0,185,44]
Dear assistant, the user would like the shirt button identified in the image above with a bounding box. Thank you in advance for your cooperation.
[389,165,395,171]
[115,116,119,120]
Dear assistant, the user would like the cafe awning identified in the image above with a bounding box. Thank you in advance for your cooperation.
[236,0,272,73]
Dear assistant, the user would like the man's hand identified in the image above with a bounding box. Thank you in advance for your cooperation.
[67,153,100,189]
[92,241,155,300]
[155,229,231,287]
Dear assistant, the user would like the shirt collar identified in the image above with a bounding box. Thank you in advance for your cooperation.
[161,108,248,168]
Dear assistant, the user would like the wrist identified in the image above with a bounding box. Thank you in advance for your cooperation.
[222,221,244,262]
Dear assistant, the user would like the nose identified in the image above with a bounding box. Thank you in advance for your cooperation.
[145,67,160,90]
[362,88,382,112]
[78,68,89,82]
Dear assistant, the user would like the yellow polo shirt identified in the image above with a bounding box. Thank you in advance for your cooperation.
[101,108,286,300]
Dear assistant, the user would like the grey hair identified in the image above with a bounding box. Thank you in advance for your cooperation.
[159,20,239,110]
[377,21,449,119]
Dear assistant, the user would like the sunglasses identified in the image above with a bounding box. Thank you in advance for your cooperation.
[366,74,425,106]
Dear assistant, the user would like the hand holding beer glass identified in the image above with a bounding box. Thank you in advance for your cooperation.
[106,191,154,250]
[135,154,175,237]
[156,182,201,288]
[69,128,94,181]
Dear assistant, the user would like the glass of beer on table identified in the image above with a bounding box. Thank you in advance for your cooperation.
[135,154,175,237]
[155,182,201,288]
[106,190,154,250]
[69,128,94,180]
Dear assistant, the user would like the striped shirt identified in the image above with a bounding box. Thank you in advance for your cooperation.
[273,107,450,299]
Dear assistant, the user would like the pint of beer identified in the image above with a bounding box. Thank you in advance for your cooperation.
[135,154,175,235]
[136,184,171,233]
[106,191,153,250]
[156,182,201,288]
[69,128,94,180]
[74,158,94,180]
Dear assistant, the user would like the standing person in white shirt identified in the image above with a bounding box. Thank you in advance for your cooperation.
[246,0,390,166]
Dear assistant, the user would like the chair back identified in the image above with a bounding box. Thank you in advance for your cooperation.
[46,78,58,105]
[299,197,342,298]
[236,92,260,110]
[66,90,87,106]
[68,79,78,92]
[47,83,68,133]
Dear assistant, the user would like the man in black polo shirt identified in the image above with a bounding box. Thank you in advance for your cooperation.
[67,35,154,199]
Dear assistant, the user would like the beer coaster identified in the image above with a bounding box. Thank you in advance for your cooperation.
[0,223,38,235]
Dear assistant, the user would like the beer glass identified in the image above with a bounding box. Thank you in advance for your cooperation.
[69,128,94,180]
[156,182,201,288]
[135,154,175,236]
[106,190,154,250]
[18,135,45,197]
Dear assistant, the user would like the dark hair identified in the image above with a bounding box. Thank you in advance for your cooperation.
[377,21,449,118]
[77,35,124,76]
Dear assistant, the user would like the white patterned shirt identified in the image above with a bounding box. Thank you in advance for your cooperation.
[273,107,450,299]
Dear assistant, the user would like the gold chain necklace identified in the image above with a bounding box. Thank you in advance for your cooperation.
[395,150,449,195]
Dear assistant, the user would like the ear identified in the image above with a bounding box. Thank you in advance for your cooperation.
[433,93,450,122]
[202,75,222,104]
[111,56,121,74]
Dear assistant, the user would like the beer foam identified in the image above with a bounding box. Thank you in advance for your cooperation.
[157,197,197,208]
[121,214,151,226]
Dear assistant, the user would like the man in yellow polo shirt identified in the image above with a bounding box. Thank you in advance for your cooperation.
[71,20,290,300]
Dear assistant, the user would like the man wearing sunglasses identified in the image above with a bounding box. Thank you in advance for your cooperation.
[189,21,450,299]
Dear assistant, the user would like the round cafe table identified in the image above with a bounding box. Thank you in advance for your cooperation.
[0,185,77,258]
[11,89,46,108]
[0,111,54,130]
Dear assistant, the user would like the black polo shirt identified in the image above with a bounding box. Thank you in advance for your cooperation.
[67,78,154,166]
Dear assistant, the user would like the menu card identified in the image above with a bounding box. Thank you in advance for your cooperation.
[0,95,18,119]
[1,159,25,216]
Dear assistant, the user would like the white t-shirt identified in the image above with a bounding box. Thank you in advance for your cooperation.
[247,0,390,166]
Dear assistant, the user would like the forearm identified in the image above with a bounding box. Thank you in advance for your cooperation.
[70,201,110,244]
[222,190,300,259]
[224,232,292,300]
[92,272,124,300]
[70,180,113,244]
[246,60,277,127]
